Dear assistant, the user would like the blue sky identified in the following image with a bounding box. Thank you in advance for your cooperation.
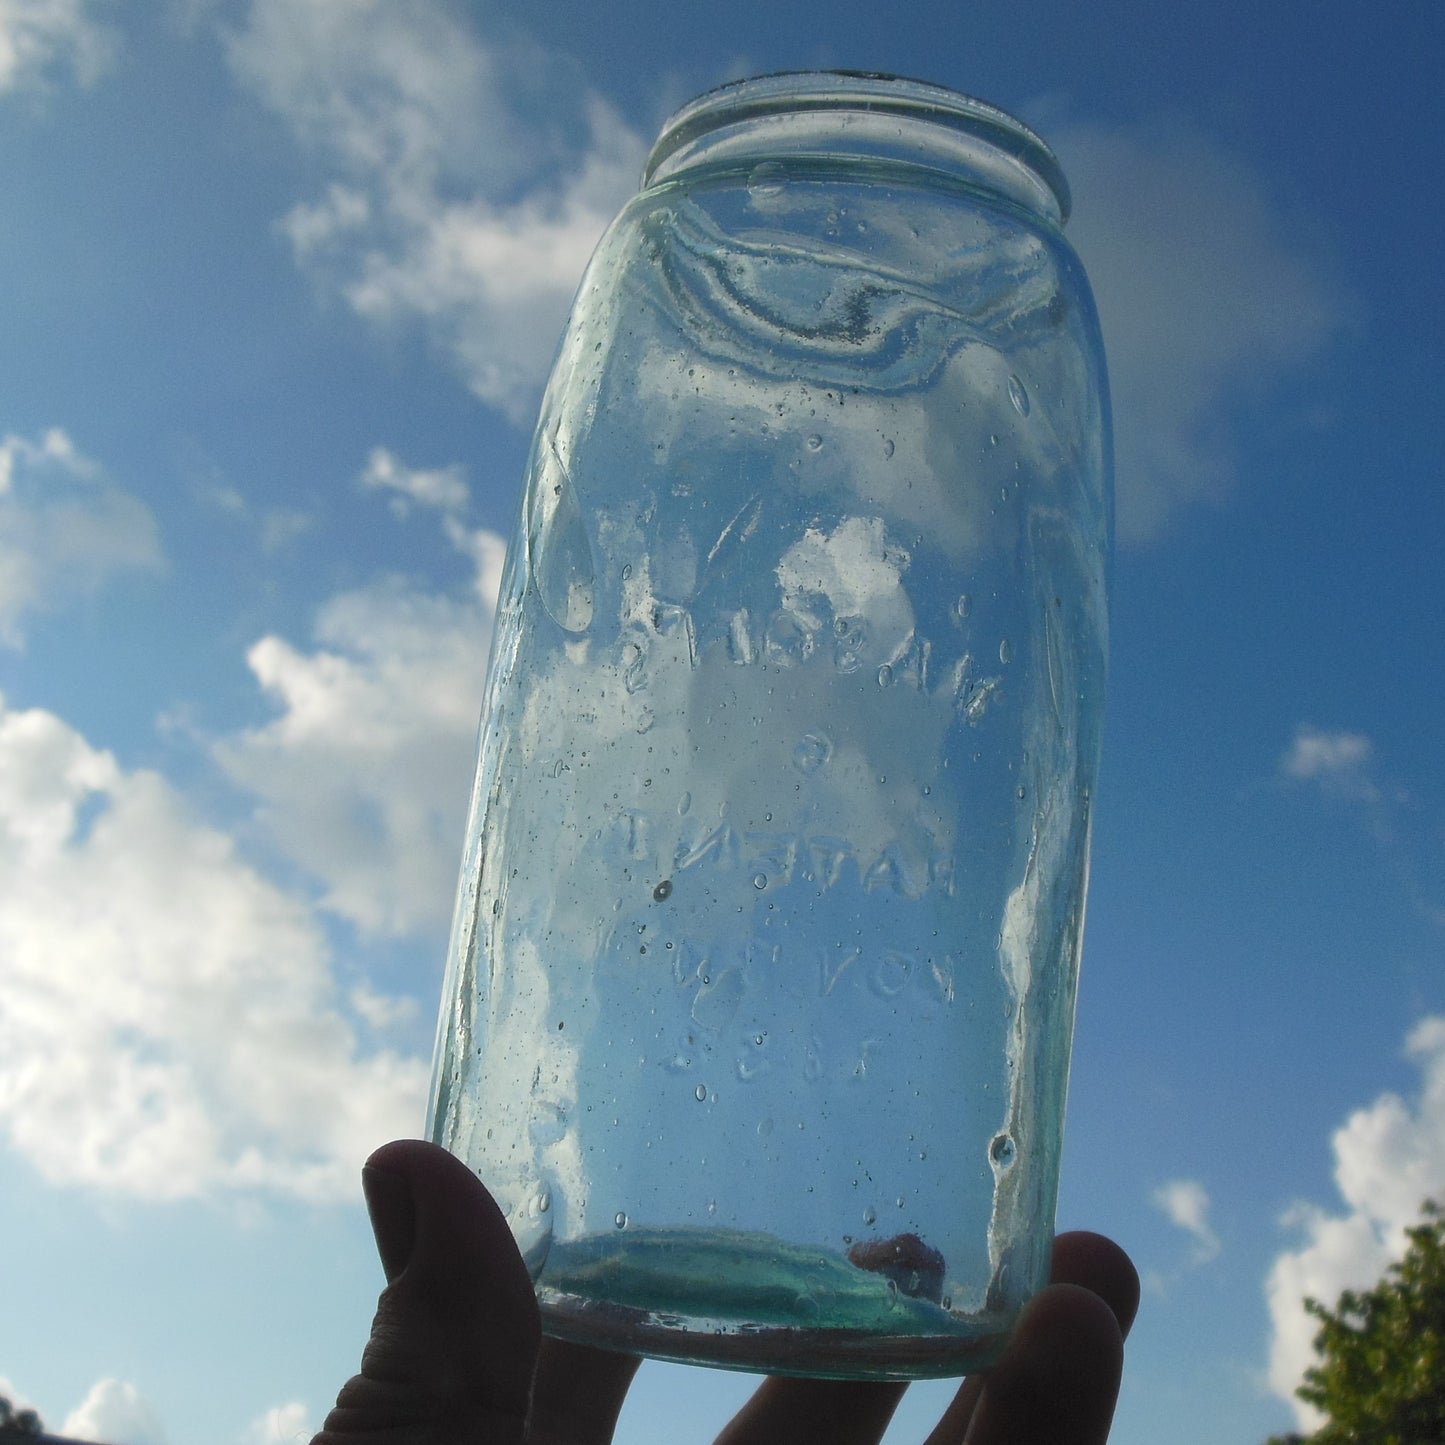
[0,3,1440,1443]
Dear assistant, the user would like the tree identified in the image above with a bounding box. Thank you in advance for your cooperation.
[1268,1199,1445,1444]
[0,1395,43,1437]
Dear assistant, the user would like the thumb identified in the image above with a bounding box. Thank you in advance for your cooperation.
[312,1140,542,1445]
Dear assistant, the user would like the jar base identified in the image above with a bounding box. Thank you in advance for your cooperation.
[535,1224,1015,1380]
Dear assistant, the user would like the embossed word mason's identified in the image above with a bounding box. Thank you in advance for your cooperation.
[429,72,1111,1380]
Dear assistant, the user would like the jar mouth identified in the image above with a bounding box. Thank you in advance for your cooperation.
[643,71,1070,226]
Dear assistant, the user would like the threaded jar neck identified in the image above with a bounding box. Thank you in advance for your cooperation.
[643,71,1070,228]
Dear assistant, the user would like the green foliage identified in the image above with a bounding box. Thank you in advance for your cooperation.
[0,1395,44,1436]
[1268,1200,1445,1444]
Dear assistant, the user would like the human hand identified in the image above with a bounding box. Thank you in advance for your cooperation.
[312,1139,1138,1445]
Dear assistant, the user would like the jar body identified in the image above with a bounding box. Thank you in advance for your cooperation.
[429,75,1111,1379]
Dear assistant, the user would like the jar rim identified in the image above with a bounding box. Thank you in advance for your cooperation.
[643,71,1070,225]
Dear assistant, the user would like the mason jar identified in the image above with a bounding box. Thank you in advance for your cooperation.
[428,70,1111,1379]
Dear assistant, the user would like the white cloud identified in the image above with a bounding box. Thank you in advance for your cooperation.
[226,0,648,421]
[446,516,509,609]
[231,12,1352,529]
[0,0,113,93]
[0,427,162,646]
[214,468,506,937]
[1055,122,1351,544]
[240,1400,312,1445]
[776,516,914,625]
[1282,725,1379,801]
[1152,1177,1222,1264]
[350,980,419,1031]
[360,445,469,516]
[61,1378,168,1445]
[0,693,428,1203]
[1265,1017,1445,1430]
[228,14,1352,520]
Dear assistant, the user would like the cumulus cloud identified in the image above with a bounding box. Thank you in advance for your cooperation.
[61,1378,168,1445]
[0,694,428,1202]
[0,0,113,93]
[350,981,420,1030]
[0,427,162,646]
[1278,726,1445,924]
[226,0,648,421]
[1152,1177,1222,1264]
[1265,1017,1445,1430]
[229,7,1349,531]
[1281,725,1379,802]
[360,445,469,516]
[1055,122,1351,544]
[214,456,506,937]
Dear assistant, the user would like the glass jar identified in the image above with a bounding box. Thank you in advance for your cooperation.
[428,71,1111,1379]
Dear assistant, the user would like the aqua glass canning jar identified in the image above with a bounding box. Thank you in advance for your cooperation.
[428,71,1111,1379]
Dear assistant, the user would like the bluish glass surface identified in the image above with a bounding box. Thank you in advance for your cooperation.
[430,73,1110,1379]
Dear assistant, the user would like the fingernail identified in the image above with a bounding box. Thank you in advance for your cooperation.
[362,1164,416,1284]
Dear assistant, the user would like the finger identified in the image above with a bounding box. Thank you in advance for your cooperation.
[923,1232,1138,1445]
[711,1231,1138,1445]
[711,1377,907,1445]
[919,1375,986,1445]
[312,1139,542,1445]
[526,1337,642,1445]
[1049,1231,1140,1339]
[958,1283,1124,1445]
